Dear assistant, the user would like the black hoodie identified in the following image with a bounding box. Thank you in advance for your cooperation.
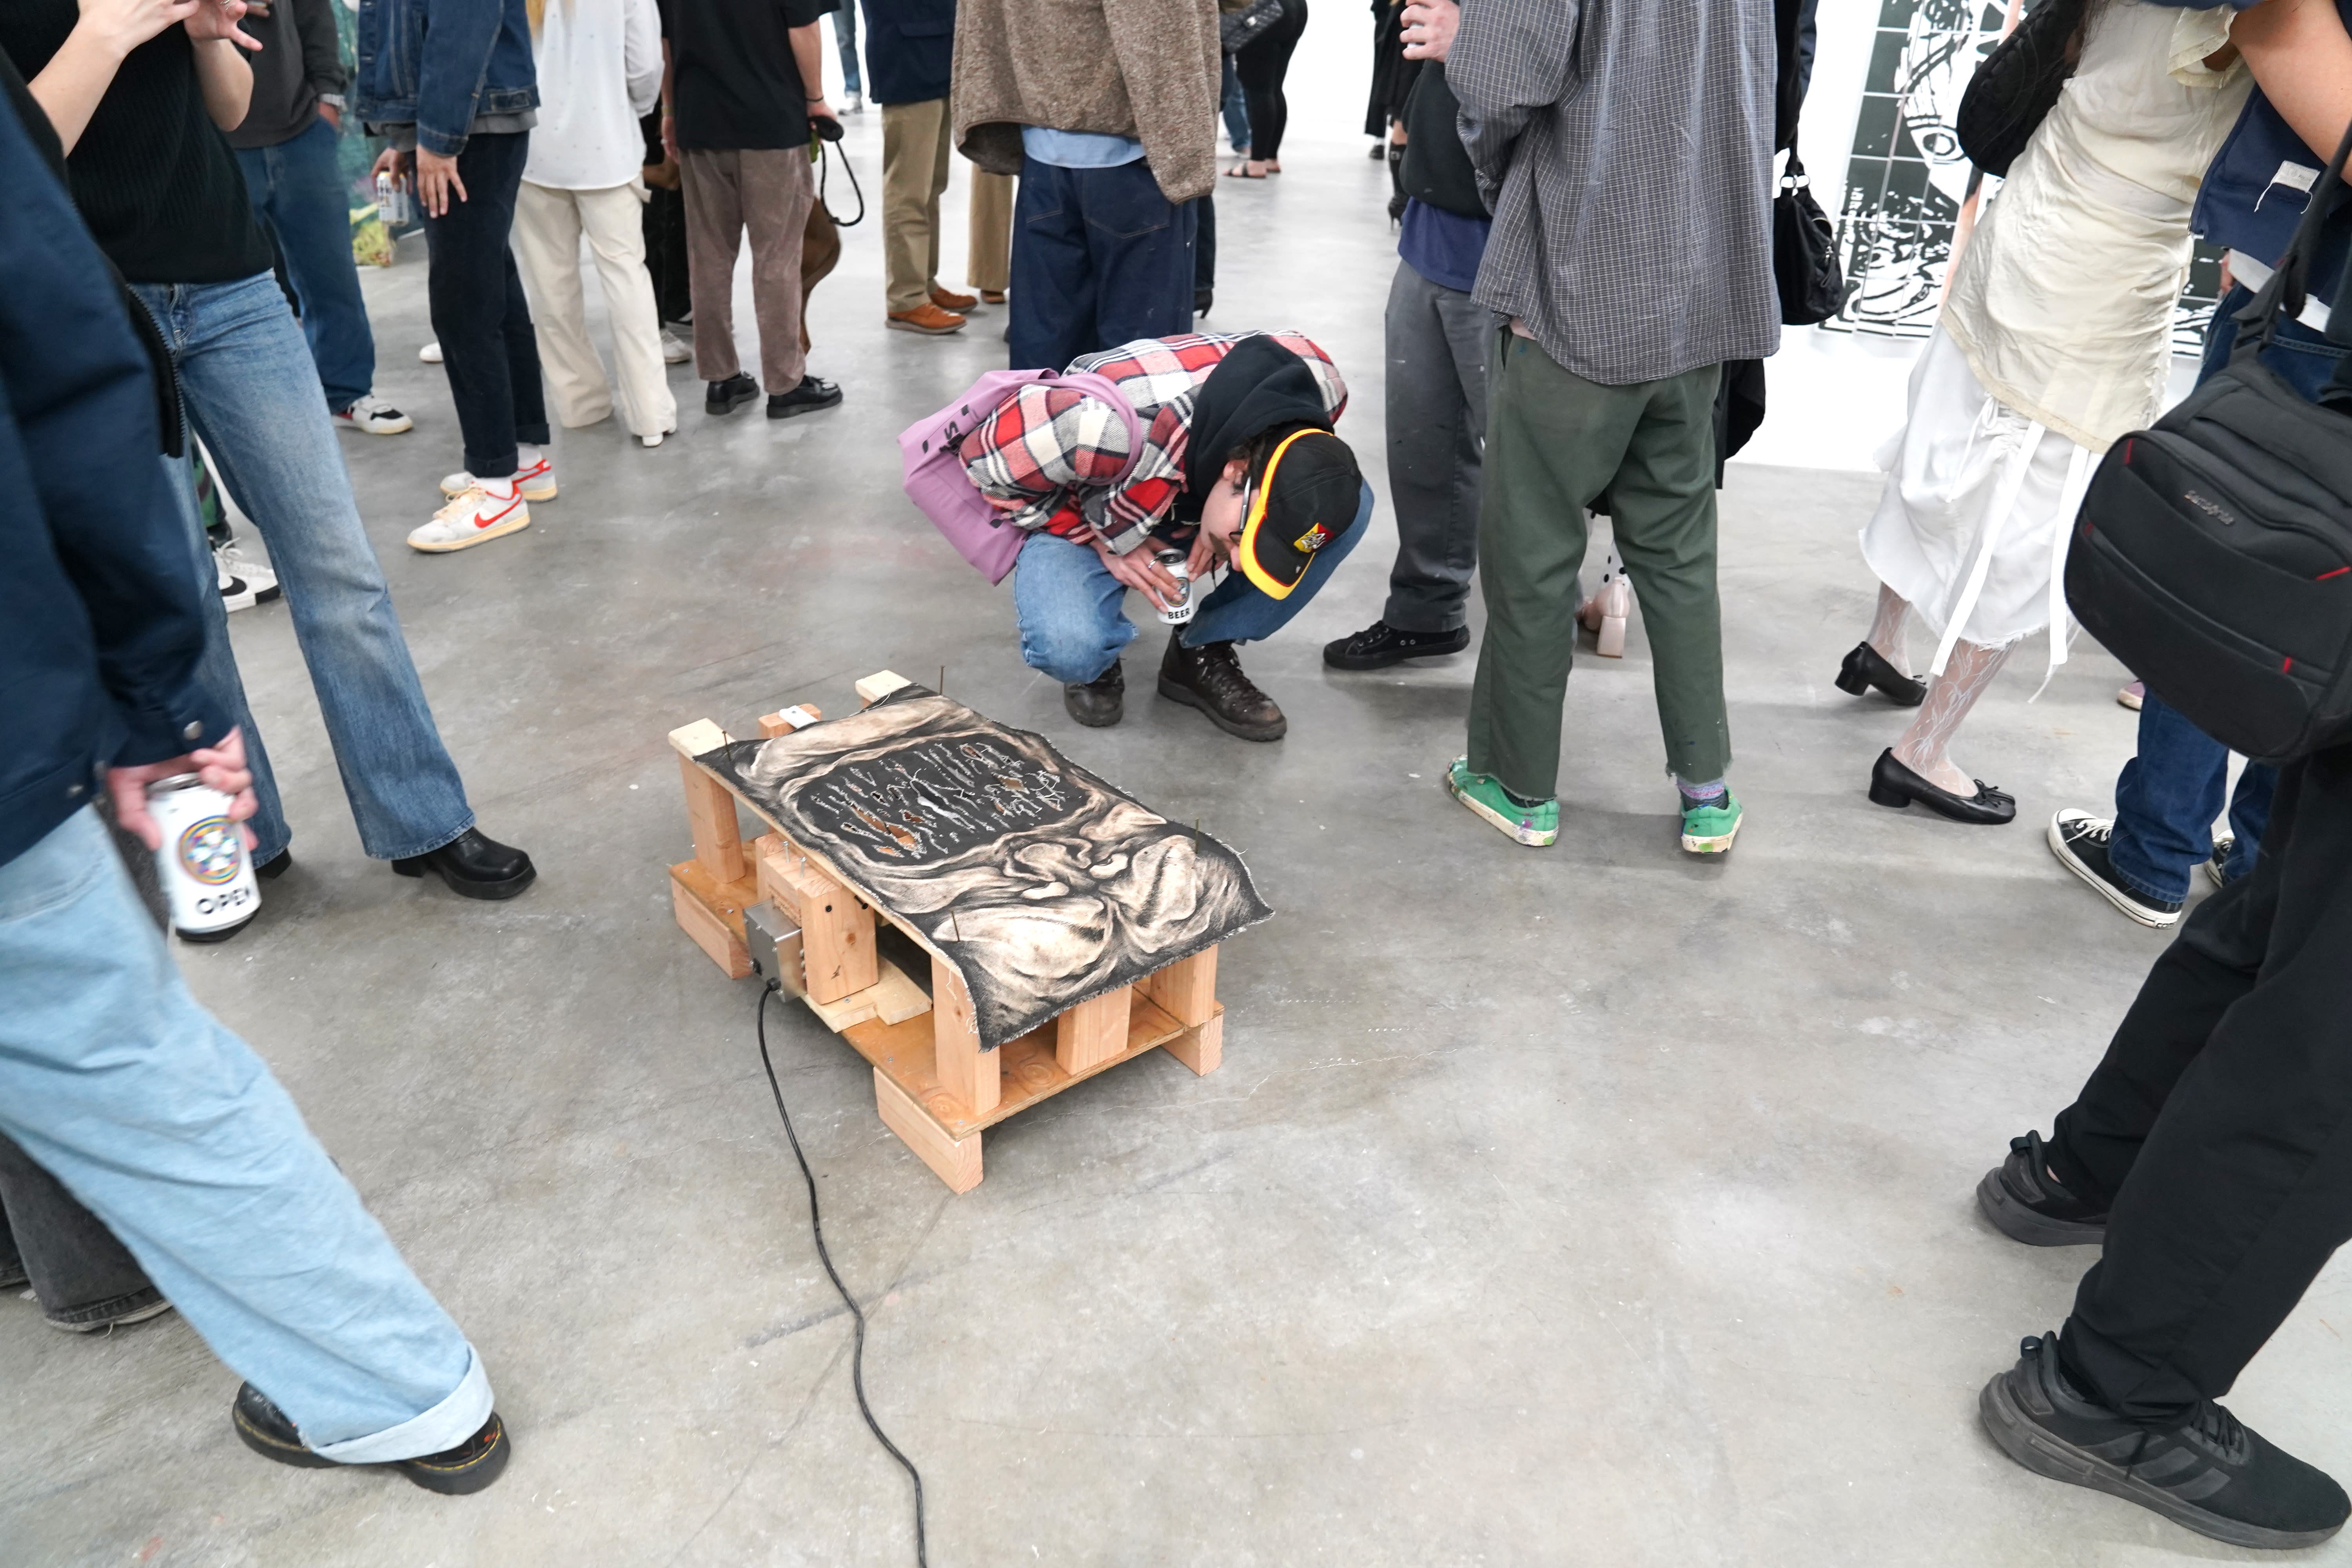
[1175,334,1338,522]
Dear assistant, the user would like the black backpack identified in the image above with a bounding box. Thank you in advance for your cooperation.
[2063,119,2352,765]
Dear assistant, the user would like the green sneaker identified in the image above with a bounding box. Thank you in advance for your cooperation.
[1680,791,1743,854]
[1446,757,1559,847]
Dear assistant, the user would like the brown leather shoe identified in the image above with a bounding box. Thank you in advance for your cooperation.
[886,302,966,335]
[980,289,1007,305]
[1156,630,1286,741]
[931,285,979,312]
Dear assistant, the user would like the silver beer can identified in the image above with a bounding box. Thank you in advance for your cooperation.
[147,774,260,941]
[1152,548,1195,625]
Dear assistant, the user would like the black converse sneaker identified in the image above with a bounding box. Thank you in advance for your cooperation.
[1980,1334,2349,1549]
[1975,1130,2108,1246]
[2047,809,2182,927]
[1321,620,1471,671]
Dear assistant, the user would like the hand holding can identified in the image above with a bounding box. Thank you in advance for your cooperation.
[1152,548,1195,625]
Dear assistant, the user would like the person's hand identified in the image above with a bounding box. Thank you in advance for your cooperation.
[661,110,681,164]
[109,728,258,853]
[1399,0,1458,61]
[181,0,262,51]
[1091,534,1184,607]
[71,0,206,59]
[371,144,410,183]
[317,101,341,131]
[1185,525,1219,579]
[808,98,838,129]
[414,146,466,217]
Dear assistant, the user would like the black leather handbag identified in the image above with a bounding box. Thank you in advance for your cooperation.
[1773,140,1846,325]
[1956,0,2087,178]
[2063,119,2352,764]
[1220,0,1283,54]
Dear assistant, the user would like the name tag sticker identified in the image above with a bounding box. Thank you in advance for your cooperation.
[2256,160,2321,212]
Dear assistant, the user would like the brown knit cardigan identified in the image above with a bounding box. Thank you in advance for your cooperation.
[949,0,1220,205]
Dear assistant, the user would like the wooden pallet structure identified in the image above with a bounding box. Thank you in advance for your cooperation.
[667,670,1224,1192]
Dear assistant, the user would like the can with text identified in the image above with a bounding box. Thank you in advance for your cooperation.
[1152,548,1195,625]
[147,774,259,942]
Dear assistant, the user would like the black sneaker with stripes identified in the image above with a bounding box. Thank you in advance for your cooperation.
[1980,1334,2348,1550]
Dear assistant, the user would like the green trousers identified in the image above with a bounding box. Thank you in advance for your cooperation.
[1467,334,1730,800]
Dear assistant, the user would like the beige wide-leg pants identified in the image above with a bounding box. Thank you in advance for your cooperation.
[969,170,1013,294]
[511,180,677,440]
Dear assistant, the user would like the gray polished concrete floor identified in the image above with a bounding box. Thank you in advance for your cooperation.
[10,54,2352,1568]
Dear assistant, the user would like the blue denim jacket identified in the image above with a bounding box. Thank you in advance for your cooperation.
[352,0,538,156]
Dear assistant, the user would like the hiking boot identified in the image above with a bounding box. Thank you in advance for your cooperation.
[1980,1334,2349,1549]
[232,1383,514,1496]
[706,373,759,416]
[1976,1130,2108,1246]
[1064,661,1124,727]
[1157,632,1285,740]
[1446,757,1557,847]
[1321,619,1470,671]
[2047,810,2182,927]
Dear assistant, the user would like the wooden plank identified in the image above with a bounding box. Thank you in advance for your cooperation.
[1161,1004,1224,1077]
[1055,984,1132,1075]
[666,719,728,760]
[1140,946,1218,1026]
[855,670,913,708]
[679,752,746,883]
[874,1069,983,1194]
[756,703,823,738]
[671,878,751,979]
[802,958,931,1033]
[849,989,1189,1139]
[930,957,999,1119]
[794,857,876,1004]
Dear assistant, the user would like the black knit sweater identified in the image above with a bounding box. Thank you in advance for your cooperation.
[0,0,274,284]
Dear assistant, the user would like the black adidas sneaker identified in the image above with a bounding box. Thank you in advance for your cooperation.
[1976,1130,2109,1246]
[1980,1334,2348,1549]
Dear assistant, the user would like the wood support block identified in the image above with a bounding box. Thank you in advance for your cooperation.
[1055,984,1133,1075]
[1140,946,1218,1026]
[793,858,876,1004]
[666,719,728,760]
[931,957,999,1118]
[856,670,913,708]
[875,1068,983,1193]
[756,704,823,738]
[677,753,745,883]
[1161,1004,1224,1077]
[804,959,932,1032]
[671,876,751,979]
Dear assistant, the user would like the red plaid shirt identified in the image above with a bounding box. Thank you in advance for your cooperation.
[958,332,1347,556]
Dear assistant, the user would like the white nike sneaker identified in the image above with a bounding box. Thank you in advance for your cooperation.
[418,341,443,363]
[439,455,555,502]
[408,483,530,553]
[660,330,690,365]
[332,392,414,435]
[214,541,279,613]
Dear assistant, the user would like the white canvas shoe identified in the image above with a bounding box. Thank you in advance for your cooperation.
[418,340,442,363]
[408,483,530,553]
[332,392,414,435]
[439,455,555,501]
[660,330,690,364]
[214,541,279,613]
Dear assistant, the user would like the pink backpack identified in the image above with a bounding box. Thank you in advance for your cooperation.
[898,369,1143,584]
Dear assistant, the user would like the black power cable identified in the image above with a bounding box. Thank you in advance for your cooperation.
[753,982,927,1565]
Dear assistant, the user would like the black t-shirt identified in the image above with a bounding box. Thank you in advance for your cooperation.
[660,0,837,152]
[0,0,274,284]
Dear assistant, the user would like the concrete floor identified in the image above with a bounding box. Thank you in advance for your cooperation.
[10,31,2352,1568]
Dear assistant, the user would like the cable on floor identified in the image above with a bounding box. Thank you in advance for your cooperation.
[754,981,927,1566]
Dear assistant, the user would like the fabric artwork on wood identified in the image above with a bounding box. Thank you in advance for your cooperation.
[697,686,1270,1049]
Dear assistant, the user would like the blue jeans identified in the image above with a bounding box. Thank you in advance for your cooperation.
[236,116,378,413]
[1009,156,1196,372]
[1013,481,1372,682]
[134,273,475,864]
[1220,53,1250,150]
[0,808,487,1459]
[832,4,861,96]
[2107,285,2348,903]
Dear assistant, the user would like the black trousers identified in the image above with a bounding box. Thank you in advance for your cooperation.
[2046,742,2352,1419]
[1236,0,1309,162]
[420,130,548,478]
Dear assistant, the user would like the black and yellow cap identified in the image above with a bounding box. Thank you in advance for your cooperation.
[1236,426,1362,600]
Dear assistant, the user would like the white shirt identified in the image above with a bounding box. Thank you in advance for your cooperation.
[522,0,664,191]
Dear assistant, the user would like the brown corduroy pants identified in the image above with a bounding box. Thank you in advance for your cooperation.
[679,146,813,390]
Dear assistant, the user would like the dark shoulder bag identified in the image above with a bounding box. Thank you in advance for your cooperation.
[1221,0,1283,54]
[2063,118,2352,765]
[1955,0,2087,178]
[1398,64,1486,220]
[1774,138,1845,325]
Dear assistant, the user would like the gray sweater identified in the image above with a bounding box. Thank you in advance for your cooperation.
[1450,0,1780,387]
[226,0,348,150]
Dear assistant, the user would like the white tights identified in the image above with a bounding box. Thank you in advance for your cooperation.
[1871,590,2013,795]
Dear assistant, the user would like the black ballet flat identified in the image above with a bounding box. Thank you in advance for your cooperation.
[1868,749,2016,825]
[1834,642,1927,707]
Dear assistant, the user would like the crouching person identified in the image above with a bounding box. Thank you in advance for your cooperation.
[964,331,1370,739]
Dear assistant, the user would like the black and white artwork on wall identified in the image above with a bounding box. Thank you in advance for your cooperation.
[697,686,1272,1050]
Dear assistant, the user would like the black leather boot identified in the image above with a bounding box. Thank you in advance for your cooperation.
[233,1383,513,1495]
[1157,631,1286,741]
[392,828,537,900]
[1063,661,1125,727]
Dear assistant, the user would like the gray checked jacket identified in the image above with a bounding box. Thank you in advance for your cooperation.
[1450,0,1782,387]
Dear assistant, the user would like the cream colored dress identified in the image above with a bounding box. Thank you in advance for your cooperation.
[1860,1,2250,676]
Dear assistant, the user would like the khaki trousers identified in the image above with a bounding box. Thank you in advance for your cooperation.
[511,180,678,439]
[969,169,1013,293]
[679,147,813,390]
[880,99,953,313]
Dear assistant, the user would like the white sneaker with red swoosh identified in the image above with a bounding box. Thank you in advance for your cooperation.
[408,479,530,553]
[439,455,555,501]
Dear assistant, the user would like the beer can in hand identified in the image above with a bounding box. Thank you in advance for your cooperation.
[147,774,260,942]
[1152,548,1196,626]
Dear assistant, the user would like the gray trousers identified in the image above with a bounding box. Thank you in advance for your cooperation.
[1382,260,1492,633]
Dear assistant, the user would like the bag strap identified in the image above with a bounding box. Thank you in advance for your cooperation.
[1781,132,1806,190]
[1052,369,1149,488]
[2236,114,2352,354]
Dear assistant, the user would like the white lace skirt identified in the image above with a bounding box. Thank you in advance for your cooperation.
[1860,327,2094,675]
